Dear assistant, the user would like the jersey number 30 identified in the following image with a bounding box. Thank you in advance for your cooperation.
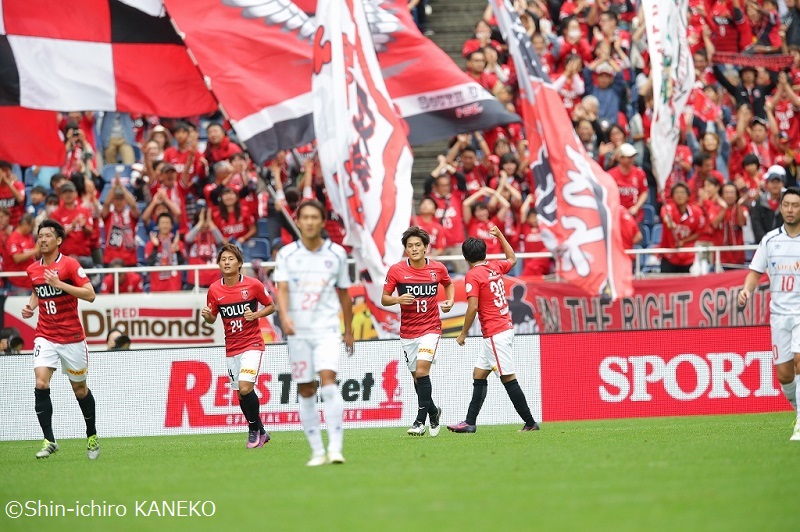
[490,279,507,308]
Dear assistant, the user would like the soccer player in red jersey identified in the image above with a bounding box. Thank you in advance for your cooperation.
[202,243,276,449]
[382,227,454,437]
[21,219,99,459]
[448,226,539,433]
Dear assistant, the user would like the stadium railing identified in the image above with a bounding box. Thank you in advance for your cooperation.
[0,245,759,295]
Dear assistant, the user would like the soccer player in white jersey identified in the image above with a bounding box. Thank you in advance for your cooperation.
[274,200,354,466]
[739,187,800,441]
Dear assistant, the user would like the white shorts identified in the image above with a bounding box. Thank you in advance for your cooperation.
[226,350,263,390]
[287,334,342,383]
[400,333,441,373]
[33,338,89,382]
[476,329,516,376]
[770,314,800,365]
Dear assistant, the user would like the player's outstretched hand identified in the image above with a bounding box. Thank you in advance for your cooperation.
[397,293,415,306]
[441,299,454,313]
[737,288,750,307]
[489,226,502,239]
[282,316,296,336]
[21,304,35,319]
[201,305,214,322]
[456,333,466,346]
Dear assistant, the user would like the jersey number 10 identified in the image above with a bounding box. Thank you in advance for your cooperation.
[781,276,795,292]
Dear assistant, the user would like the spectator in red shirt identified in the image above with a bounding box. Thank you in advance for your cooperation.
[62,122,95,176]
[745,0,782,54]
[660,183,706,273]
[765,72,800,152]
[100,258,144,294]
[618,207,642,252]
[428,174,467,272]
[145,163,187,231]
[731,115,779,173]
[49,181,95,269]
[708,0,750,53]
[186,207,226,288]
[101,178,140,266]
[462,19,504,58]
[463,187,511,257]
[445,134,492,193]
[0,160,25,227]
[556,18,594,72]
[3,213,37,294]
[531,33,556,78]
[698,175,727,247]
[465,51,502,94]
[163,122,207,181]
[720,183,748,265]
[518,195,551,276]
[204,124,242,168]
[412,197,446,255]
[688,152,726,203]
[554,54,586,112]
[213,187,256,246]
[145,213,186,292]
[607,143,648,219]
[732,153,763,202]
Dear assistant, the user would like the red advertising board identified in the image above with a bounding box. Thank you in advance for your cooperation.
[540,326,788,421]
[528,270,770,333]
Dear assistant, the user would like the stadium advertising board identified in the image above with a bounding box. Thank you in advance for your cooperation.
[527,270,771,333]
[539,326,788,421]
[0,337,541,440]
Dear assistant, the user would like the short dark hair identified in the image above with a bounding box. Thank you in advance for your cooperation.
[782,187,800,202]
[31,185,47,196]
[692,152,712,167]
[39,219,66,241]
[466,51,485,62]
[742,153,760,168]
[0,160,11,171]
[217,242,244,270]
[671,182,691,197]
[462,237,487,264]
[19,213,35,227]
[296,199,326,219]
[704,175,721,187]
[460,146,477,157]
[207,123,225,133]
[401,226,430,248]
[156,212,174,226]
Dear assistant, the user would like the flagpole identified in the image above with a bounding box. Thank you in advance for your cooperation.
[166,9,302,242]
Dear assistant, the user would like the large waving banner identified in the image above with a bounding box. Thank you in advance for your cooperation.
[0,108,64,166]
[643,0,694,189]
[164,0,519,163]
[491,0,633,299]
[0,0,216,116]
[312,0,413,337]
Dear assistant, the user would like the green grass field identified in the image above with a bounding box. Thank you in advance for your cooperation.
[0,413,796,531]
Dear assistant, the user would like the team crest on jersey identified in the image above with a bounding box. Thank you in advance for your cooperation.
[430,271,437,281]
[241,288,249,299]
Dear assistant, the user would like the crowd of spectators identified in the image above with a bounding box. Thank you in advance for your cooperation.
[1,0,800,293]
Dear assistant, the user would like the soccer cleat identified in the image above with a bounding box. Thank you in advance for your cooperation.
[259,429,271,447]
[87,435,100,459]
[306,454,327,467]
[791,419,800,441]
[519,423,541,432]
[429,407,442,437]
[247,430,261,448]
[328,451,346,464]
[447,421,476,433]
[35,439,59,459]
[407,421,426,436]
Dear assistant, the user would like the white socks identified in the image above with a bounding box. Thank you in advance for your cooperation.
[781,376,798,414]
[321,384,344,454]
[298,395,324,456]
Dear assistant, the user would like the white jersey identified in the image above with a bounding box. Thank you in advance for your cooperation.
[750,225,800,316]
[273,239,351,336]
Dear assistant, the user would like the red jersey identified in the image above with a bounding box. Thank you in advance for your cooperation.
[144,238,186,292]
[102,208,138,266]
[720,205,746,264]
[163,146,207,180]
[206,275,273,356]
[0,179,25,227]
[4,230,36,288]
[187,230,222,287]
[701,198,725,246]
[430,190,466,247]
[100,272,144,294]
[773,100,800,150]
[618,209,640,250]
[467,216,503,256]
[383,258,451,339]
[607,165,648,211]
[413,217,446,249]
[459,165,488,194]
[213,206,255,241]
[465,259,514,338]
[518,223,550,276]
[660,203,706,266]
[27,254,90,343]
[50,205,95,257]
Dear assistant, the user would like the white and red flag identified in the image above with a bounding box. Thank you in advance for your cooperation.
[164,0,519,163]
[0,0,216,117]
[491,0,633,299]
[312,0,413,337]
